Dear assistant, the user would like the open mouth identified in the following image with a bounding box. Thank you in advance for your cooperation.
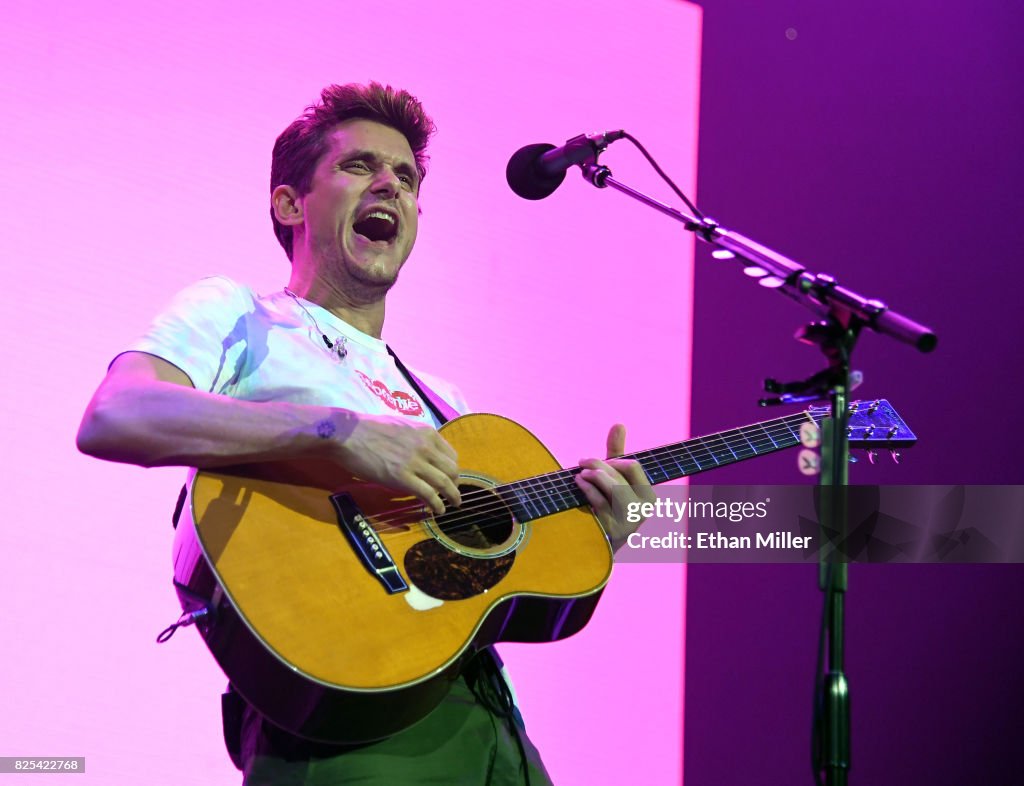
[353,209,398,243]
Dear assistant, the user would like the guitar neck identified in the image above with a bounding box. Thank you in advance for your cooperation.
[501,410,820,524]
[630,410,818,484]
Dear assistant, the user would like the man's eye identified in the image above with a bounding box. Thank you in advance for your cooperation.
[344,161,370,172]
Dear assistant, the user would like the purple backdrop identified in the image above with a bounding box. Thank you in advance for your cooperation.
[687,2,1024,784]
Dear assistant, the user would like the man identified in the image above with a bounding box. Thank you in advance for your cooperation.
[77,82,653,784]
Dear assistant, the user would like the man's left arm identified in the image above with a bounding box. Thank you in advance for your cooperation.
[574,424,656,552]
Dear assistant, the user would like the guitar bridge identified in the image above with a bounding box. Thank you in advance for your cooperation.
[330,493,408,595]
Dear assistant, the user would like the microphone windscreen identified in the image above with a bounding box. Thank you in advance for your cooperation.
[506,143,565,200]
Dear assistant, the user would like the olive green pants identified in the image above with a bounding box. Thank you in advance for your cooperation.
[240,673,553,785]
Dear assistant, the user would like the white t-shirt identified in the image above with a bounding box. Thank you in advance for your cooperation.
[123,275,468,423]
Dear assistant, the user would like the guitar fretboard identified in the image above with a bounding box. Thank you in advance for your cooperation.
[497,410,821,523]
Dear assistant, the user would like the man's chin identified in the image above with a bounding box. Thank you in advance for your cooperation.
[315,240,408,298]
[345,258,403,295]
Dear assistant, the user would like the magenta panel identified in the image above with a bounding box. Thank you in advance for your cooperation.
[0,2,701,783]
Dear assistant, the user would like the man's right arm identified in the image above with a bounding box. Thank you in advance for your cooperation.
[76,352,461,513]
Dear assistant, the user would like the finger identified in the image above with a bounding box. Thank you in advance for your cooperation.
[420,463,462,509]
[580,458,653,506]
[607,458,652,490]
[578,458,627,485]
[575,473,611,515]
[428,450,460,485]
[606,423,627,459]
[576,465,621,498]
[405,476,447,517]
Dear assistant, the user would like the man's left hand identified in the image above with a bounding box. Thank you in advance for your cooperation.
[574,424,656,552]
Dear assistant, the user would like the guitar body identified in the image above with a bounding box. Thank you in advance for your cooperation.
[173,413,613,743]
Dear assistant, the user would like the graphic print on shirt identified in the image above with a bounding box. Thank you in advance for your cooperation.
[355,370,424,417]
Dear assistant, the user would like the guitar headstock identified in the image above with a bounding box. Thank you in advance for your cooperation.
[807,399,917,448]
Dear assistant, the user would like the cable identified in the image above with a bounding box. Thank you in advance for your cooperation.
[621,132,705,220]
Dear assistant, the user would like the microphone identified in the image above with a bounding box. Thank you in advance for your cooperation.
[506,130,625,200]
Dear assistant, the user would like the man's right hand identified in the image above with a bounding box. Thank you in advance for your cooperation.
[328,413,461,516]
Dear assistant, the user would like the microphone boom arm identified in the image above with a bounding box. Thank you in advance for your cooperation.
[579,162,937,354]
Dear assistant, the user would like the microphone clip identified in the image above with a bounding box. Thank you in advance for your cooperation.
[581,162,613,188]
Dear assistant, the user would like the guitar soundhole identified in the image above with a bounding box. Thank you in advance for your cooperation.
[437,484,514,550]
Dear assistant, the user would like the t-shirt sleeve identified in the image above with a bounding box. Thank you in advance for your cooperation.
[117,276,256,393]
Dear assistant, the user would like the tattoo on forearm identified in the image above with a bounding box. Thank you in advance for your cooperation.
[316,419,336,439]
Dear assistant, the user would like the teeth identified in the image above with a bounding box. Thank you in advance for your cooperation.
[365,211,395,224]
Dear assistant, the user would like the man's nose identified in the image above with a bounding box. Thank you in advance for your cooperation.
[371,167,401,198]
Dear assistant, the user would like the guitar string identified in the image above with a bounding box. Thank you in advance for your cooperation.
[356,410,834,538]
[362,409,846,537]
[364,410,817,530]
[348,405,901,540]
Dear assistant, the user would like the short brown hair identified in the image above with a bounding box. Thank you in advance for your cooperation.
[270,82,436,260]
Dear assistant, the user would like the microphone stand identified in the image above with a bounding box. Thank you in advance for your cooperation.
[576,158,936,786]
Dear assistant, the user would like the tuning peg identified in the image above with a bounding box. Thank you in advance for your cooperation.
[890,450,901,465]
[867,450,878,465]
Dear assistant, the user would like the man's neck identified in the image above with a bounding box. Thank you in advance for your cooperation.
[286,271,387,339]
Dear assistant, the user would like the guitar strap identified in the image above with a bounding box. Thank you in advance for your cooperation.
[386,346,461,425]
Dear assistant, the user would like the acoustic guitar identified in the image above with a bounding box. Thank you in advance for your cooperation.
[172,401,914,742]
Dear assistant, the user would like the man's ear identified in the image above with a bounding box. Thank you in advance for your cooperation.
[272,185,303,226]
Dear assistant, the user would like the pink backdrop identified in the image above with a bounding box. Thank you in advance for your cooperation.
[0,2,701,783]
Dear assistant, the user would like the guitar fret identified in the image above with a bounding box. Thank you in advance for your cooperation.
[552,473,578,510]
[706,432,739,464]
[638,449,671,484]
[780,420,801,444]
[562,474,586,508]
[532,476,559,517]
[668,449,689,478]
[753,423,774,448]
[539,475,562,512]
[699,441,726,465]
[722,428,756,460]
[676,444,703,474]
[507,471,584,523]
[528,478,556,519]
[500,483,536,522]
[737,427,759,455]
[548,473,584,515]
[687,439,720,469]
[738,425,769,454]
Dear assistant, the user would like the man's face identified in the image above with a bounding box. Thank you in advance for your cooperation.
[298,119,420,299]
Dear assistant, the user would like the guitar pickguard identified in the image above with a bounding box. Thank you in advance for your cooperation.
[405,539,515,601]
